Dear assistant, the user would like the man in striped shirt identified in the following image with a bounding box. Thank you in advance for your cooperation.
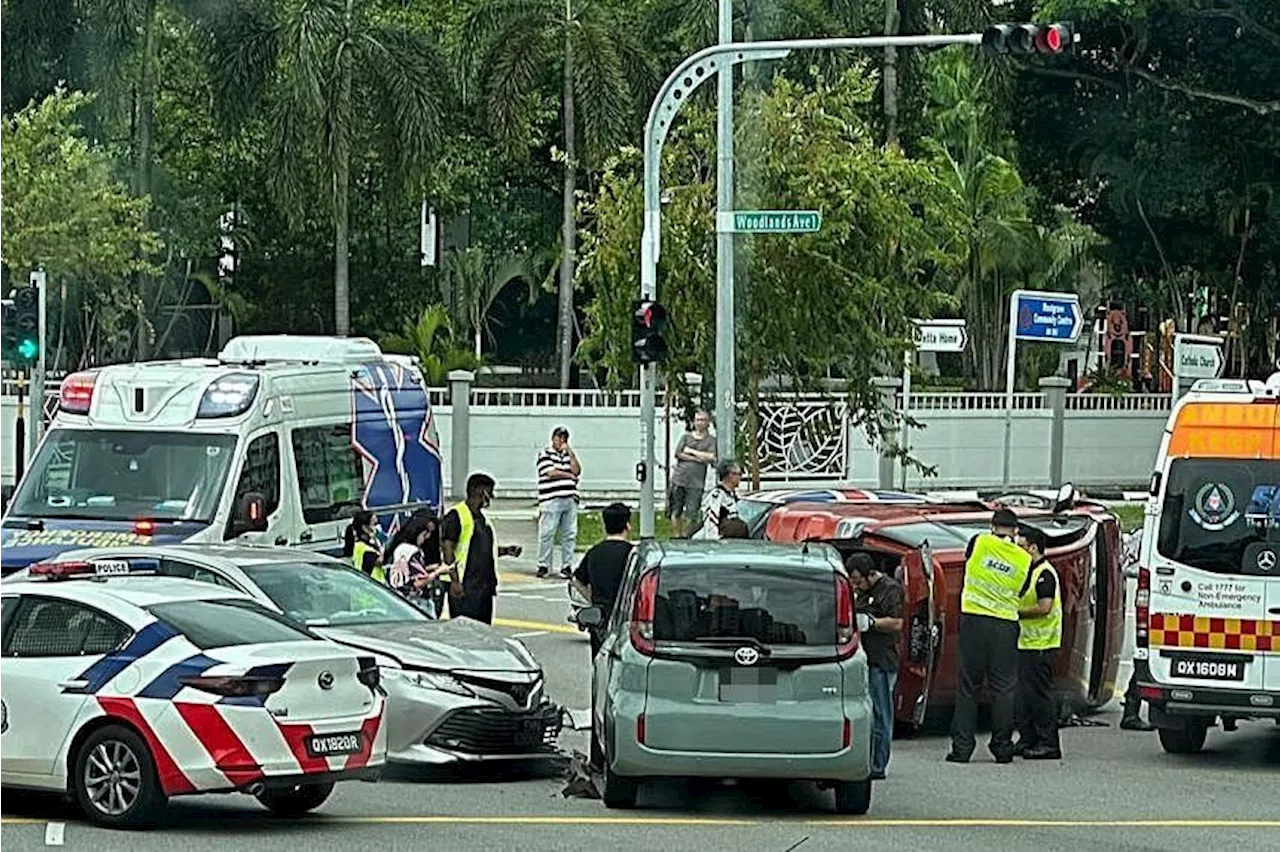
[536,426,582,578]
[694,460,743,540]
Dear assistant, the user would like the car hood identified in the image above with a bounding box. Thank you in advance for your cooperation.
[318,619,539,673]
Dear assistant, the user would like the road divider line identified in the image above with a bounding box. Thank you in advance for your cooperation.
[493,617,581,636]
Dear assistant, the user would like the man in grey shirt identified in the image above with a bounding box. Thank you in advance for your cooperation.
[669,410,717,537]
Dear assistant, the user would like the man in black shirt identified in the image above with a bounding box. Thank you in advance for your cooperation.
[440,473,523,624]
[1014,526,1063,759]
[847,552,904,780]
[572,503,633,658]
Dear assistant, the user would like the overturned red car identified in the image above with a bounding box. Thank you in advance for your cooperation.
[764,488,1126,728]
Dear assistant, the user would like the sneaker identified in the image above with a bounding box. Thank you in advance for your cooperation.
[992,751,1014,764]
[560,567,573,579]
[944,752,970,763]
[1022,747,1063,760]
[536,566,549,578]
[1012,740,1031,757]
[1120,715,1155,731]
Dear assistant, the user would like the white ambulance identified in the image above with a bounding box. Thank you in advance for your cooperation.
[1135,372,1280,753]
[1,336,442,574]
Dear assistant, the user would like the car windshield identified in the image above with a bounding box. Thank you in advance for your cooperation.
[653,563,837,646]
[147,599,315,649]
[877,521,972,550]
[241,562,427,626]
[736,499,772,531]
[8,429,236,522]
[1156,458,1280,575]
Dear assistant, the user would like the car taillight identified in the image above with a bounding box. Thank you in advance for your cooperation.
[843,717,851,748]
[180,675,285,698]
[59,371,97,414]
[836,574,859,659]
[1135,566,1150,648]
[637,713,646,745]
[630,569,659,655]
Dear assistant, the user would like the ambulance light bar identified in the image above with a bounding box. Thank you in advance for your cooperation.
[197,372,260,418]
[29,559,160,580]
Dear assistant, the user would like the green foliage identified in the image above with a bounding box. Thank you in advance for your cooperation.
[382,305,482,385]
[1,88,161,281]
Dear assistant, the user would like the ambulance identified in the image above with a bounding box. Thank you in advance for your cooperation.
[1,336,442,574]
[1135,372,1280,754]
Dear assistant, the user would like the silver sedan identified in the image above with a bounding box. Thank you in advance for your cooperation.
[6,545,564,767]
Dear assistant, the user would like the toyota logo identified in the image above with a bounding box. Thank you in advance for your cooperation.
[1257,550,1277,572]
[317,671,334,690]
[734,647,760,666]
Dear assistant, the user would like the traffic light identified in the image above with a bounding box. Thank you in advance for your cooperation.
[1,300,15,361]
[13,285,40,365]
[982,22,1074,56]
[631,300,669,364]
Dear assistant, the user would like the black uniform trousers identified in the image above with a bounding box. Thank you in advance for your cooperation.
[449,591,495,624]
[1016,649,1061,752]
[950,613,1020,760]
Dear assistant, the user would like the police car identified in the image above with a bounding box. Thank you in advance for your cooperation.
[0,558,387,826]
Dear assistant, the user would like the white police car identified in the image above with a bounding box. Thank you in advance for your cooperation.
[0,558,387,827]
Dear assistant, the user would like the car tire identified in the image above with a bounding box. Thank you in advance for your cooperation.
[72,724,167,828]
[255,782,335,816]
[833,779,872,815]
[601,767,638,809]
[1157,723,1208,755]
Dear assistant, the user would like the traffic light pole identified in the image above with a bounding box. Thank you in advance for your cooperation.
[26,270,48,463]
[638,32,984,537]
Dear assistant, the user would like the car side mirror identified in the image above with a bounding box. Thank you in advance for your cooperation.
[1053,483,1076,514]
[230,491,269,536]
[575,606,605,629]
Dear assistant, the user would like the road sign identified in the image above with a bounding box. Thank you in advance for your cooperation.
[1174,335,1225,381]
[1013,291,1083,343]
[718,210,822,234]
[912,319,968,353]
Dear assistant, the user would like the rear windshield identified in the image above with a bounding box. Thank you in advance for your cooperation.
[653,564,836,646]
[147,599,315,649]
[1157,458,1280,575]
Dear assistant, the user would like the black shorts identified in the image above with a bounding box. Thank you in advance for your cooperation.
[668,485,703,523]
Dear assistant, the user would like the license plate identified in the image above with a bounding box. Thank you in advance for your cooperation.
[1169,653,1250,682]
[305,732,363,757]
[719,667,778,702]
[513,719,544,748]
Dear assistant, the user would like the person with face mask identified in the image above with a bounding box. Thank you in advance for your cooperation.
[441,473,523,624]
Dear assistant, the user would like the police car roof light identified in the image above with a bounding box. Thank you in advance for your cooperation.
[29,559,158,580]
[30,560,100,579]
[59,372,98,414]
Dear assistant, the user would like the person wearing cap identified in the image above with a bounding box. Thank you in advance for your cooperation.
[1014,525,1063,760]
[946,507,1033,764]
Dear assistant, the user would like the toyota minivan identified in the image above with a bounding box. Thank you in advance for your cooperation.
[577,539,873,814]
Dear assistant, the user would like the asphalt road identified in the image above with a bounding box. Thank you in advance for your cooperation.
[4,520,1277,851]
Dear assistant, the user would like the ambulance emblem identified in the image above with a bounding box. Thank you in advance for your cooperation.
[1189,483,1239,531]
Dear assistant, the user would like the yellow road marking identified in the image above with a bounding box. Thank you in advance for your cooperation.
[498,571,540,586]
[493,617,581,636]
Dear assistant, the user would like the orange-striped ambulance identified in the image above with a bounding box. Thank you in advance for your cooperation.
[1135,373,1280,754]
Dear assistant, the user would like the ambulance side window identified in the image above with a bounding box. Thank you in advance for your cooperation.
[291,424,364,524]
[226,434,281,538]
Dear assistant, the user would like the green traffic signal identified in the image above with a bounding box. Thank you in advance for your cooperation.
[17,338,39,361]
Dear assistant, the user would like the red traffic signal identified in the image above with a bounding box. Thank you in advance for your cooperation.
[632,300,669,364]
[982,22,1074,56]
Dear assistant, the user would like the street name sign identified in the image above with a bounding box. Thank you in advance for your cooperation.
[912,319,968,353]
[1013,291,1083,343]
[718,210,822,234]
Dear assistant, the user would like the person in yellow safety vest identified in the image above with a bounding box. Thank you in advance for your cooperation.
[1013,525,1063,760]
[441,473,524,624]
[343,511,386,584]
[947,507,1033,764]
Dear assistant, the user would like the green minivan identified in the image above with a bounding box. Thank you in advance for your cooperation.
[577,539,873,814]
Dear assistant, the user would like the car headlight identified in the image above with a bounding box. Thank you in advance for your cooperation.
[381,666,474,697]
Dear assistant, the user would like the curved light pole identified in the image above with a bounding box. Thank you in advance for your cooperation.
[637,33,984,537]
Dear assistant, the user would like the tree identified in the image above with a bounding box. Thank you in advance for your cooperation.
[209,0,451,337]
[579,67,959,473]
[461,0,655,388]
[381,305,482,385]
[438,246,540,357]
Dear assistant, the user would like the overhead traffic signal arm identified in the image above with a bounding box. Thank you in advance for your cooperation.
[982,22,1075,56]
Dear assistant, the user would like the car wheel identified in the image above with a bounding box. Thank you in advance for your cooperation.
[72,724,167,828]
[833,779,872,815]
[1157,723,1208,755]
[255,781,335,816]
[601,767,638,809]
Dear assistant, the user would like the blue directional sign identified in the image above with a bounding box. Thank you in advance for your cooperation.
[1013,291,1083,343]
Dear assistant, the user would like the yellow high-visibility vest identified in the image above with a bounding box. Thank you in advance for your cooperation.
[352,540,386,584]
[452,501,497,583]
[1019,561,1063,651]
[960,533,1032,622]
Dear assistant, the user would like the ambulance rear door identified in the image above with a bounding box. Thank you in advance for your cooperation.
[1148,441,1277,693]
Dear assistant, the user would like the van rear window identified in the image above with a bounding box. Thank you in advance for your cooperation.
[1156,459,1280,575]
[653,564,837,646]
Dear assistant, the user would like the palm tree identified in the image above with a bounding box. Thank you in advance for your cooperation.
[438,246,539,358]
[383,305,482,385]
[208,0,449,336]
[461,0,654,387]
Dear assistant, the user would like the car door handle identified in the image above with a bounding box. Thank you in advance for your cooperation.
[274,536,288,546]
[59,679,90,692]
[299,530,313,543]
